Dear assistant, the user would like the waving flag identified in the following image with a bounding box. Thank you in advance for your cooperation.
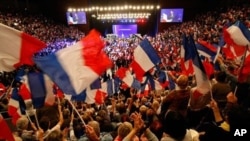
[223,20,250,57]
[157,70,169,89]
[224,20,250,47]
[116,67,141,90]
[34,30,112,96]
[196,39,218,61]
[180,35,194,75]
[137,83,150,98]
[106,78,120,95]
[20,72,55,108]
[15,66,27,82]
[0,114,15,141]
[19,81,34,115]
[84,88,107,105]
[184,35,211,96]
[0,23,46,71]
[8,87,23,124]
[130,38,161,81]
[238,48,250,83]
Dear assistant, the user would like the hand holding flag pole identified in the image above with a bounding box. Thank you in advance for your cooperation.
[0,78,15,100]
[233,45,249,95]
[64,95,87,126]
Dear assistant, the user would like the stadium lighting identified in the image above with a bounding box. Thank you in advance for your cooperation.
[67,4,161,13]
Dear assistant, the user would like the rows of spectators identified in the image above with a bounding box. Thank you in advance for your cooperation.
[0,8,85,56]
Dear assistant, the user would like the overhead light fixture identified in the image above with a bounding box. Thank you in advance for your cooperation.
[95,12,151,20]
[67,4,161,12]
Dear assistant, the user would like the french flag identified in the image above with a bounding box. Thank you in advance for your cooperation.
[156,70,169,89]
[87,78,107,104]
[184,35,210,97]
[7,87,23,124]
[0,114,15,141]
[116,67,141,90]
[72,83,108,104]
[106,78,120,95]
[196,39,218,61]
[34,30,112,97]
[0,23,46,72]
[19,80,33,114]
[84,87,107,105]
[238,49,250,83]
[130,38,161,81]
[20,72,55,108]
[223,20,250,56]
[180,35,194,75]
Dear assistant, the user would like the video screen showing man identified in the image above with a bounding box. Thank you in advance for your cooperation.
[67,12,86,25]
[160,9,183,23]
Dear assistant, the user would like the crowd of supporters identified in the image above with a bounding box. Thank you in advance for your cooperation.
[0,0,250,141]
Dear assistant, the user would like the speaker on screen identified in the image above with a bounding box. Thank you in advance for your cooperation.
[66,11,87,25]
[160,8,184,23]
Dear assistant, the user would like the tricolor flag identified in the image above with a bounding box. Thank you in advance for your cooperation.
[223,20,250,57]
[196,39,218,61]
[0,23,46,71]
[180,35,194,75]
[224,20,250,47]
[71,83,108,104]
[0,114,15,141]
[34,30,112,97]
[19,80,34,115]
[84,87,107,105]
[7,87,23,124]
[116,67,141,90]
[106,78,120,95]
[238,48,250,83]
[20,72,55,108]
[157,70,169,88]
[130,38,161,81]
[184,35,211,97]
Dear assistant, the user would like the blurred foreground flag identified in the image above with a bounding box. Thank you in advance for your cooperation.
[130,38,161,81]
[34,29,112,96]
[0,23,46,71]
[0,114,15,141]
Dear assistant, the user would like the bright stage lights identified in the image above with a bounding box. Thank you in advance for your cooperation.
[67,5,160,13]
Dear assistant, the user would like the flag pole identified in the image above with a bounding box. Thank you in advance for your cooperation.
[65,97,87,126]
[233,45,248,95]
[0,79,15,100]
[33,109,40,129]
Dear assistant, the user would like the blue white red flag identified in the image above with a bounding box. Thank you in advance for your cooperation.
[116,67,141,90]
[34,30,112,97]
[224,20,250,47]
[184,35,211,96]
[0,113,15,141]
[0,23,46,71]
[130,38,161,81]
[7,87,23,124]
[20,72,55,108]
